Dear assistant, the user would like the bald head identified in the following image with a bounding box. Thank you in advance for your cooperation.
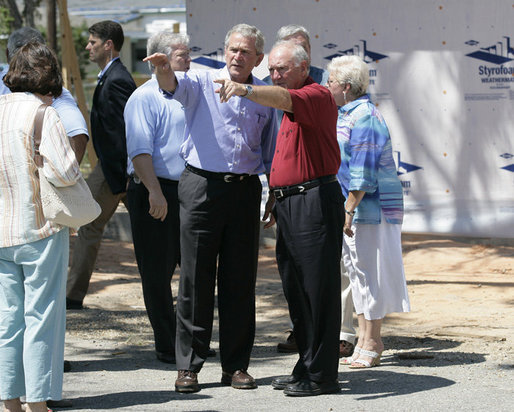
[268,41,309,89]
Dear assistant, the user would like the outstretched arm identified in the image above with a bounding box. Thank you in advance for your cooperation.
[214,79,293,113]
[143,53,178,93]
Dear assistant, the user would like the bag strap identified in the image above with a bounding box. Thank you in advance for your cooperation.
[33,104,48,168]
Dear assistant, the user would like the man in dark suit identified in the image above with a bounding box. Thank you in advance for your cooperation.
[66,20,136,309]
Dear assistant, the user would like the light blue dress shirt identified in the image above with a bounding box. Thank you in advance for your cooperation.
[124,76,186,181]
[0,66,89,139]
[172,67,277,174]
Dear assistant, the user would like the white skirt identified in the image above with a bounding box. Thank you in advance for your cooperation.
[342,214,410,320]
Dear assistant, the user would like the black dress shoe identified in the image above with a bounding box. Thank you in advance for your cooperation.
[156,350,176,364]
[277,330,298,353]
[66,298,83,310]
[47,399,73,408]
[283,378,340,397]
[271,374,301,390]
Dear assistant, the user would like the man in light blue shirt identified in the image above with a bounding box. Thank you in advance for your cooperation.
[263,25,328,85]
[124,31,191,366]
[145,23,277,393]
[1,27,89,163]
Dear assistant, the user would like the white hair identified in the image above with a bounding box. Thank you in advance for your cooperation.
[146,32,190,70]
[276,24,310,45]
[327,55,369,97]
[272,40,309,67]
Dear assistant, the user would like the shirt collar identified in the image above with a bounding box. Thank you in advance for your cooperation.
[98,57,119,80]
[219,66,255,84]
[341,94,370,113]
[1,65,9,80]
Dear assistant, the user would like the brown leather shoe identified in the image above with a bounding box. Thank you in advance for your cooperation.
[339,340,355,358]
[221,369,257,389]
[277,330,297,353]
[175,370,199,393]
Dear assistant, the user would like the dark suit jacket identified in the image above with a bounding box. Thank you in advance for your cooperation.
[91,58,136,194]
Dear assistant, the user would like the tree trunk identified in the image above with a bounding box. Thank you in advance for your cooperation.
[23,0,37,27]
[46,0,56,51]
[3,0,23,29]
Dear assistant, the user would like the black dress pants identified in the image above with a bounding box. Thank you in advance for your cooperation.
[127,177,180,354]
[176,169,261,373]
[274,181,344,382]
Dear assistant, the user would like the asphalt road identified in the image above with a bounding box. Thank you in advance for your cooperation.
[58,333,514,411]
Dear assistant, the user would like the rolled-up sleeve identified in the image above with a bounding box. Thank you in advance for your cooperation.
[260,108,278,173]
[51,88,89,138]
[125,88,155,160]
[348,113,383,194]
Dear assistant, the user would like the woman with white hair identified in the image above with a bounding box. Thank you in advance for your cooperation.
[326,55,410,368]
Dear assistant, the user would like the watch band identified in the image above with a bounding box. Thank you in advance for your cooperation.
[345,208,356,217]
[244,84,254,97]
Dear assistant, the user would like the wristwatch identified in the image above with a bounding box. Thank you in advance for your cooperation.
[345,208,356,217]
[243,84,254,97]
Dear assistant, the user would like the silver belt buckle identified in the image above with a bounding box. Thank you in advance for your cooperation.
[298,185,305,193]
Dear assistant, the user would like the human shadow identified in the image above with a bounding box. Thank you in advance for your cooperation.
[338,369,455,400]
[255,370,454,401]
[67,390,212,410]
[249,335,487,368]
[64,346,222,373]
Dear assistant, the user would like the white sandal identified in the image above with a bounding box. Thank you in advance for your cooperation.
[341,346,362,365]
[348,348,382,368]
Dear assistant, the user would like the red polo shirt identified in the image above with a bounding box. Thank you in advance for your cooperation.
[269,77,340,188]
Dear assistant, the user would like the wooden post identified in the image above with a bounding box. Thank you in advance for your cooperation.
[46,0,57,52]
[56,0,97,168]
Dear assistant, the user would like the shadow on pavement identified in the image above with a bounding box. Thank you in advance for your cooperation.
[67,390,212,410]
[338,369,455,400]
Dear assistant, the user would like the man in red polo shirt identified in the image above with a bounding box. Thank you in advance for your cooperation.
[216,40,344,397]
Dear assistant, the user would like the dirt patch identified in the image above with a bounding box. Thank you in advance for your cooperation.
[66,234,514,365]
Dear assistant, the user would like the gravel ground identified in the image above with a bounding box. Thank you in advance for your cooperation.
[58,234,513,411]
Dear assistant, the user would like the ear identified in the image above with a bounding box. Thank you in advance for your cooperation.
[300,60,309,76]
[255,53,264,67]
[104,39,114,51]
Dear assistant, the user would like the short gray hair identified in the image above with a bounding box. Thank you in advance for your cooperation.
[7,27,45,60]
[224,23,265,55]
[272,40,309,67]
[276,24,310,46]
[327,55,369,97]
[146,32,190,71]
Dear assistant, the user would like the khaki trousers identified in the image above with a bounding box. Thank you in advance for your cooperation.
[340,261,356,344]
[66,163,127,302]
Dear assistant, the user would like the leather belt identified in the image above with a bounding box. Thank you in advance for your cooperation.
[185,163,250,183]
[272,175,338,200]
